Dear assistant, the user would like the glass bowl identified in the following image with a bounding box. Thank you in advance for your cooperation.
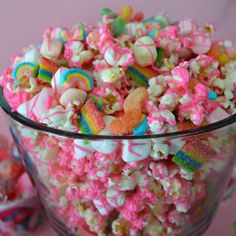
[1,1,236,235]
[1,86,236,236]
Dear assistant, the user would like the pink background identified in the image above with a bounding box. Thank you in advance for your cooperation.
[0,0,236,235]
[0,0,236,72]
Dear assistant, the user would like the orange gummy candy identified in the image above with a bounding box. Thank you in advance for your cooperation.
[177,120,208,131]
[110,109,142,134]
[208,42,236,66]
[123,87,149,112]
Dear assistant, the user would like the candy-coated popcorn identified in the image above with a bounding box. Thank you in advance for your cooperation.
[1,5,236,236]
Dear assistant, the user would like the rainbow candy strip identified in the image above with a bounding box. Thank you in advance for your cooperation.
[173,140,209,172]
[58,28,70,43]
[38,58,60,82]
[126,63,157,87]
[133,115,149,135]
[88,94,104,111]
[12,62,39,79]
[60,68,94,92]
[74,27,87,41]
[142,17,160,29]
[78,99,105,134]
[149,29,159,40]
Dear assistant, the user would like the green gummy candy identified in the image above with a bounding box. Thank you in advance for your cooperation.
[58,60,69,67]
[113,18,126,37]
[33,65,39,77]
[100,8,117,18]
[155,48,165,64]
[155,15,169,28]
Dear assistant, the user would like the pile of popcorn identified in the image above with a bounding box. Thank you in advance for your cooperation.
[1,5,236,236]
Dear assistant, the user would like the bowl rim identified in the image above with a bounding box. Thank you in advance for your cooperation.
[1,86,236,140]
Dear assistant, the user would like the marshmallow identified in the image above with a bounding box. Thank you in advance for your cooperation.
[24,48,41,65]
[59,88,87,108]
[51,67,68,93]
[134,36,157,66]
[91,131,118,154]
[40,38,63,59]
[17,87,55,120]
[74,139,95,159]
[90,116,118,154]
[122,139,151,162]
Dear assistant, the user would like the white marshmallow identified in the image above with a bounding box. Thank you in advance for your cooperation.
[122,139,151,163]
[40,105,75,131]
[59,88,87,108]
[169,138,186,154]
[17,87,55,120]
[91,130,118,154]
[51,67,68,93]
[24,48,41,65]
[40,38,63,59]
[103,115,116,131]
[134,36,157,66]
[74,139,95,159]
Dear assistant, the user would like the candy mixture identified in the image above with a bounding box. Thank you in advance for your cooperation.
[0,135,42,235]
[1,5,236,236]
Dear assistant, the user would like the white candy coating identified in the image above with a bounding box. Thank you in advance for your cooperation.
[178,19,196,36]
[99,67,124,84]
[151,141,169,160]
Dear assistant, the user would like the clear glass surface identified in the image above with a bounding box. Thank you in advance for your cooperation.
[1,87,236,236]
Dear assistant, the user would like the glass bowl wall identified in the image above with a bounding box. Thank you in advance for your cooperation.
[1,87,236,236]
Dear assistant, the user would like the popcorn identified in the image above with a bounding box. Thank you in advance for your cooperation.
[1,5,236,236]
[64,41,93,67]
[148,110,176,134]
[150,140,169,160]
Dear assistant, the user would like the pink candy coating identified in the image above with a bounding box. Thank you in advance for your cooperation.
[1,5,236,236]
